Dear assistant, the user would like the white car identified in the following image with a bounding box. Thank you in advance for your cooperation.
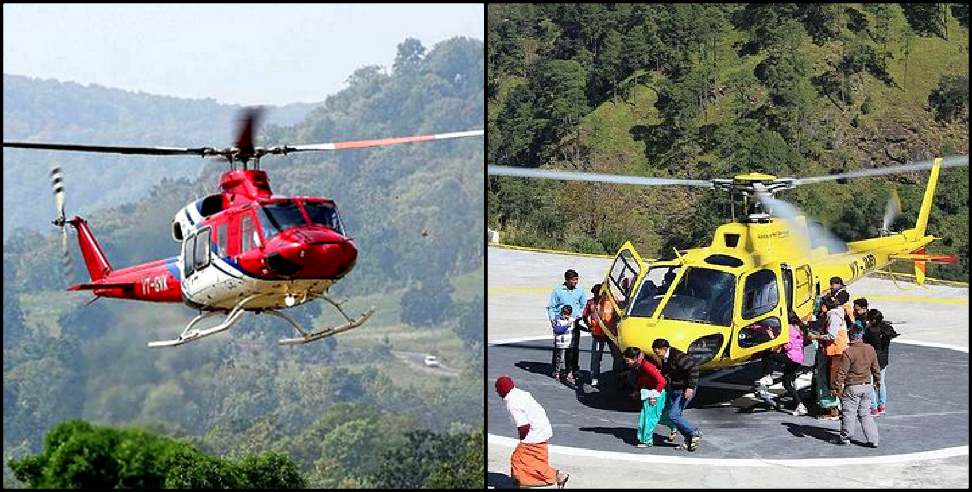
[424,355,440,367]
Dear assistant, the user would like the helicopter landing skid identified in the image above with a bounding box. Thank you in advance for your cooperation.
[277,294,375,345]
[147,293,263,348]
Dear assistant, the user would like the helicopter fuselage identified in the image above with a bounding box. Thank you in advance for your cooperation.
[596,159,951,372]
[67,169,357,312]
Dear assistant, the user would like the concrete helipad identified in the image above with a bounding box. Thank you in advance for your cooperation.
[487,246,969,488]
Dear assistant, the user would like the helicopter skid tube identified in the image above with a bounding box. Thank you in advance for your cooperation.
[277,306,375,345]
[147,293,264,347]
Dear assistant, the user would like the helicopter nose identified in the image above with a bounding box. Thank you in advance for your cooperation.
[301,240,358,279]
[265,228,357,279]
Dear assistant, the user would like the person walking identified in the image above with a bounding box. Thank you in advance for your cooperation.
[582,283,610,388]
[651,338,703,451]
[863,308,898,416]
[547,269,588,385]
[831,330,881,447]
[495,376,570,488]
[622,346,669,447]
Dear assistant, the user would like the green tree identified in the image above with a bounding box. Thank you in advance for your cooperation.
[423,431,484,488]
[900,3,949,39]
[9,420,306,489]
[400,276,455,328]
[393,37,427,73]
[928,74,969,122]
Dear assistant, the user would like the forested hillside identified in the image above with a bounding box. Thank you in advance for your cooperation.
[488,4,968,281]
[3,36,484,488]
[2,74,320,240]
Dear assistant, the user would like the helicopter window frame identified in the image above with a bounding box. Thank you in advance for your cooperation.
[216,223,228,258]
[781,265,794,313]
[182,232,195,278]
[607,250,640,311]
[303,201,344,235]
[654,267,736,326]
[741,268,779,320]
[257,201,308,241]
[240,213,261,254]
[193,226,212,271]
[794,265,813,309]
[738,316,783,348]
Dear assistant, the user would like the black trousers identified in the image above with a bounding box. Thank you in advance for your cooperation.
[565,319,584,375]
[762,352,804,407]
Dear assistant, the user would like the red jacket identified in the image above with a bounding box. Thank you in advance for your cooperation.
[634,358,667,392]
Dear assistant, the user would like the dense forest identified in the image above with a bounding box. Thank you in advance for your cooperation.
[3,36,484,488]
[488,3,969,281]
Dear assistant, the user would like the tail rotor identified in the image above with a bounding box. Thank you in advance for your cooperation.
[50,165,74,281]
[880,188,902,236]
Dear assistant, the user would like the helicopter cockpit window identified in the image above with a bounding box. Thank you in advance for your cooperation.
[656,267,736,326]
[257,202,308,241]
[304,202,345,235]
[629,266,681,318]
[742,269,779,319]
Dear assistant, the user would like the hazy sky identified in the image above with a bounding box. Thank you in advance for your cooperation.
[3,4,483,106]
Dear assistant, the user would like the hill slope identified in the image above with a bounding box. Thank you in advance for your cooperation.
[487,3,969,281]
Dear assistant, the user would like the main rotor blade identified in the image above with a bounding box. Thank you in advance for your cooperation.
[488,165,714,187]
[235,107,263,160]
[274,129,483,153]
[793,155,968,185]
[3,141,213,156]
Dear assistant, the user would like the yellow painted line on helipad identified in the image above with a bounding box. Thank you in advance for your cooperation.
[488,287,555,294]
[488,243,612,259]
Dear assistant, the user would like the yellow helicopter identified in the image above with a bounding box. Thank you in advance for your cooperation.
[488,155,967,370]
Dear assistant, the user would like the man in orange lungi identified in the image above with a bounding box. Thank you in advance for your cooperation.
[495,376,569,488]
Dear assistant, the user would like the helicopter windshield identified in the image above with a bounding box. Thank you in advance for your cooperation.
[630,266,735,326]
[257,202,308,241]
[304,201,345,235]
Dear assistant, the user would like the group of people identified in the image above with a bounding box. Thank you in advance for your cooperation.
[760,275,899,447]
[495,271,900,488]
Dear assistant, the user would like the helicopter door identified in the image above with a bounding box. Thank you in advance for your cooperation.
[600,241,647,340]
[733,265,786,360]
[181,226,221,305]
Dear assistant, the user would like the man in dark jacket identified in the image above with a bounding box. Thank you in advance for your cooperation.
[651,338,702,451]
[862,308,898,416]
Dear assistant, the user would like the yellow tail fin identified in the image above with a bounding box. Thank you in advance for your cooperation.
[914,157,941,238]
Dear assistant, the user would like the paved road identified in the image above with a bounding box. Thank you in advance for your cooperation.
[391,350,459,377]
[487,246,969,488]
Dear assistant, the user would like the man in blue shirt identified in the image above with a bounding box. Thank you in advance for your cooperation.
[547,269,588,384]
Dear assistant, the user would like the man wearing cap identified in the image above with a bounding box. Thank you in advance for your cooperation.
[495,376,569,488]
[831,328,881,447]
[547,269,588,384]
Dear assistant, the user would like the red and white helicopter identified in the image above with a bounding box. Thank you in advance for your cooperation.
[3,109,482,347]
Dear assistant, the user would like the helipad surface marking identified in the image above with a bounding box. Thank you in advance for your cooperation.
[488,335,969,466]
